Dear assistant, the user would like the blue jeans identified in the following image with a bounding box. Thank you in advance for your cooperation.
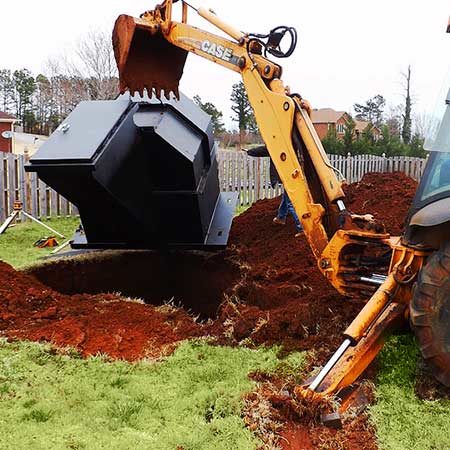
[278,191,303,232]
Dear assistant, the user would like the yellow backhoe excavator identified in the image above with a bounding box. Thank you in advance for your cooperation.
[25,1,449,417]
[110,0,450,404]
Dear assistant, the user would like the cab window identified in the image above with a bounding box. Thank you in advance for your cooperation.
[421,152,450,201]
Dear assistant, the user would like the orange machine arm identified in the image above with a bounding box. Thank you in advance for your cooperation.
[113,0,423,406]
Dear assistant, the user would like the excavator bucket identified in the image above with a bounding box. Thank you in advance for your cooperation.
[112,14,188,99]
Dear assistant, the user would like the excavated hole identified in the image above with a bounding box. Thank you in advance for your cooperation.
[25,250,241,319]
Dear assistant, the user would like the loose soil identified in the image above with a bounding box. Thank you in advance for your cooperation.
[343,171,417,235]
[0,172,418,449]
[415,359,450,401]
[0,261,203,360]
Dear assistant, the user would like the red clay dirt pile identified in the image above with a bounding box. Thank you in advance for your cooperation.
[210,171,417,362]
[343,171,417,235]
[0,262,203,360]
[0,171,418,449]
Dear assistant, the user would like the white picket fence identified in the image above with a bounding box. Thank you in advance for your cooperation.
[0,150,427,222]
[218,151,427,206]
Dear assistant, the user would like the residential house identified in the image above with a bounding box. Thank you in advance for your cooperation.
[354,119,381,141]
[11,132,48,157]
[311,108,381,141]
[0,112,17,153]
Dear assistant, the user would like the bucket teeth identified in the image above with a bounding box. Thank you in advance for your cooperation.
[118,83,180,101]
[119,78,180,101]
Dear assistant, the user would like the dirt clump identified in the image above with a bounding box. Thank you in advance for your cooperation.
[242,371,378,450]
[211,172,418,359]
[343,171,417,235]
[279,414,378,450]
[0,260,203,360]
[215,196,363,364]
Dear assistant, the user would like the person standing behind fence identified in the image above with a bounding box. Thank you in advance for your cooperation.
[243,146,303,237]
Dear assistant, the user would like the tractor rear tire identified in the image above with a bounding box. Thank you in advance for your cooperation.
[410,242,450,387]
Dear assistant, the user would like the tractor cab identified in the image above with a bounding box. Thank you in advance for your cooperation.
[405,87,450,249]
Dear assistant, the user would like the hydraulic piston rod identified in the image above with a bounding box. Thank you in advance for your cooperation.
[309,338,352,392]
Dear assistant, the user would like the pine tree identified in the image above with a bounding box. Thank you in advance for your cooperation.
[230,82,255,148]
[193,95,225,136]
[354,95,385,127]
[12,69,36,131]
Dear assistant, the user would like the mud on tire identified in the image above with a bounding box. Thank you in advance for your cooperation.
[410,242,450,387]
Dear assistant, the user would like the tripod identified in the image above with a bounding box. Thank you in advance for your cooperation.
[0,201,65,238]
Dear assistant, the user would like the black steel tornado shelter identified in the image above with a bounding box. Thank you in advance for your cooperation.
[26,92,237,250]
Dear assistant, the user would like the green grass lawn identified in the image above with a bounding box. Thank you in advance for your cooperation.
[235,204,250,216]
[0,339,305,450]
[1,218,450,449]
[371,335,450,450]
[0,217,80,268]
[0,206,251,269]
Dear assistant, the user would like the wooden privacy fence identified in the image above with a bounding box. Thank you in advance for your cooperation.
[0,150,427,222]
[0,152,78,223]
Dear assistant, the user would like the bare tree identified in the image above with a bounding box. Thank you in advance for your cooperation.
[54,29,119,101]
[413,111,433,140]
[36,30,119,131]
[385,104,403,138]
[41,58,92,132]
[0,69,15,113]
[73,29,119,100]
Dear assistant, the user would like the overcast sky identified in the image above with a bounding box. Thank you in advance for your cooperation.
[1,0,449,128]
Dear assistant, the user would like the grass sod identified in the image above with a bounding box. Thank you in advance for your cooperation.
[0,204,251,269]
[0,216,80,268]
[371,334,450,450]
[0,339,306,450]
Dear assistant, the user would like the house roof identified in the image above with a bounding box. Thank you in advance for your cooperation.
[311,108,347,124]
[354,120,380,133]
[0,111,16,122]
[355,120,370,133]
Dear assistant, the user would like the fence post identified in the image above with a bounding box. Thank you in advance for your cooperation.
[7,154,15,214]
[381,153,387,173]
[23,149,33,217]
[346,152,352,183]
[0,153,5,222]
[255,158,261,201]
